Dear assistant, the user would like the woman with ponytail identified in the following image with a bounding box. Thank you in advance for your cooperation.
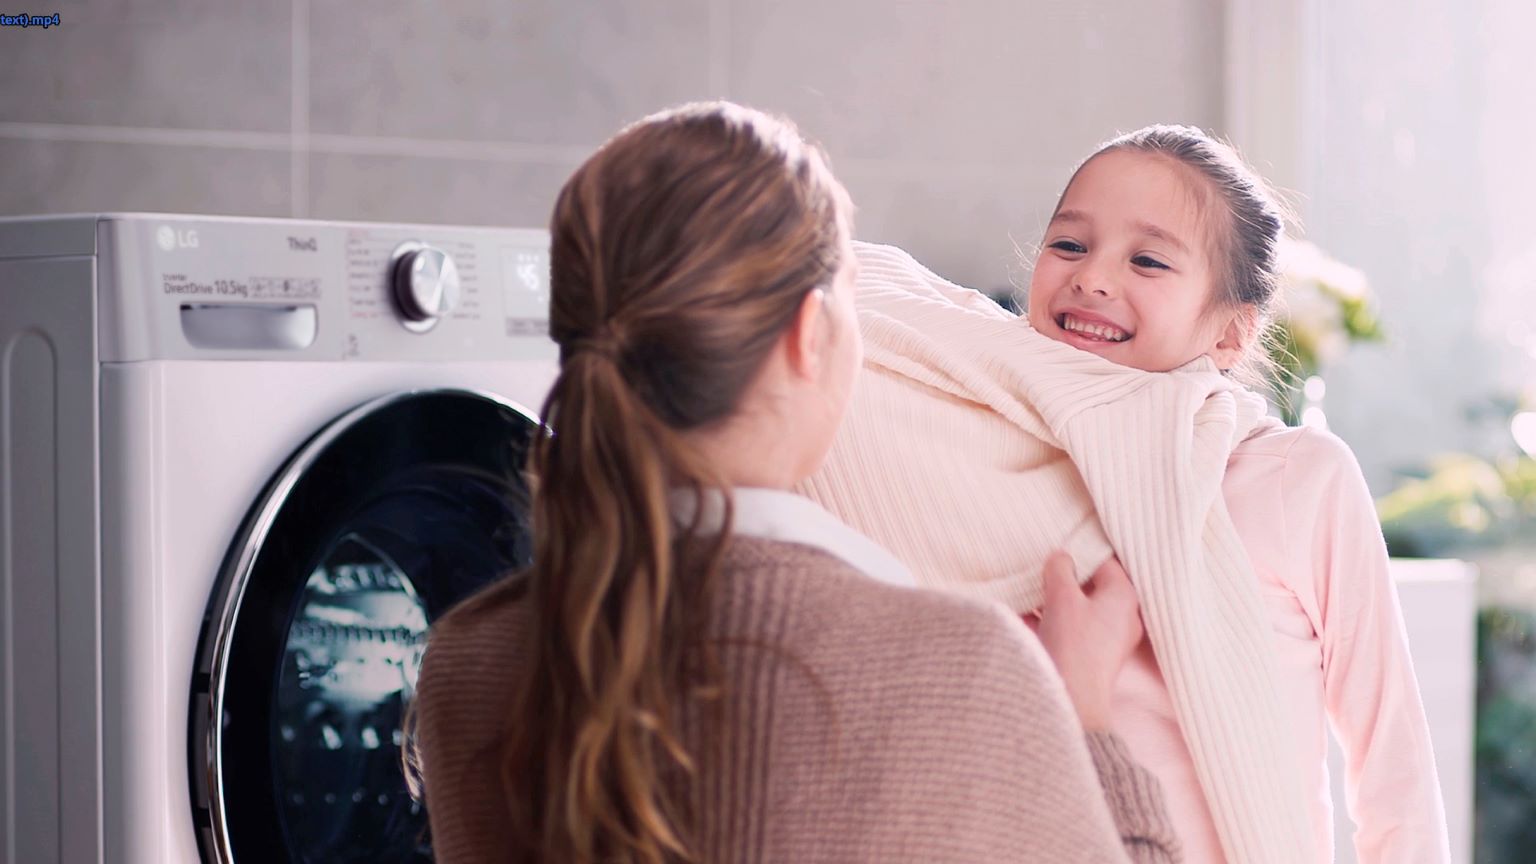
[412,102,1181,864]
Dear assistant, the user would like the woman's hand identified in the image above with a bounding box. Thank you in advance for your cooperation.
[1030,552,1144,731]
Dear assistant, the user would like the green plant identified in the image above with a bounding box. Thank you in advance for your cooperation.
[1376,453,1536,558]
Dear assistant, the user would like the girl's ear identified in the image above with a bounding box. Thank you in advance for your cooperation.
[1209,306,1258,371]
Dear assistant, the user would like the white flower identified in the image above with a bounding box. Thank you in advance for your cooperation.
[1275,237,1374,367]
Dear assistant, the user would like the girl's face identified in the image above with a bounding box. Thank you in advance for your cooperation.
[1027,149,1244,372]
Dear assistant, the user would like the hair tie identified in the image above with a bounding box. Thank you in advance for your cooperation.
[570,326,625,363]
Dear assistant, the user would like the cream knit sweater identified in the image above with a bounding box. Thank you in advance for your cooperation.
[798,242,1314,863]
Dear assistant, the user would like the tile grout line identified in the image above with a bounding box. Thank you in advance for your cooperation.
[0,122,291,152]
[305,133,591,164]
[291,0,310,218]
[0,121,593,164]
[0,121,1038,179]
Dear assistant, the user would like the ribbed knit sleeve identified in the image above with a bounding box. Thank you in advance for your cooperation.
[1085,732,1183,864]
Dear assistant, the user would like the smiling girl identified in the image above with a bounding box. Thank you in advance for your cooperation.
[1027,126,1451,863]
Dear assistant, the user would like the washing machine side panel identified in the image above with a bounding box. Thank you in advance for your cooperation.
[1,256,102,864]
[99,363,189,864]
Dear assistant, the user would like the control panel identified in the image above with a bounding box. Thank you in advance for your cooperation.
[94,214,554,363]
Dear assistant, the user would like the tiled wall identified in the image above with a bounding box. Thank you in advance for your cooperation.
[0,0,1224,294]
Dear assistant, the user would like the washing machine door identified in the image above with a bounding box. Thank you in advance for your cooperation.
[191,389,539,864]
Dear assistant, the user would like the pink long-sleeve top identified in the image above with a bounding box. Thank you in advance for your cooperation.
[1112,423,1452,863]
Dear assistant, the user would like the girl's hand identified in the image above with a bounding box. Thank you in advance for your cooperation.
[1030,552,1144,731]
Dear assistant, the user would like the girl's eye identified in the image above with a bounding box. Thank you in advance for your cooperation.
[1132,255,1169,270]
[1049,240,1086,254]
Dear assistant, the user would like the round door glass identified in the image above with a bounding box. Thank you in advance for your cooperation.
[273,534,427,861]
[194,390,539,864]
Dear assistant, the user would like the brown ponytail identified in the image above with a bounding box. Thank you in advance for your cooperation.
[498,102,852,863]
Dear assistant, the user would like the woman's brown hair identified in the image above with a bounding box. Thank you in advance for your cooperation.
[497,101,851,863]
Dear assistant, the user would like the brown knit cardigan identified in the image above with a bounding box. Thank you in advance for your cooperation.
[415,536,1181,863]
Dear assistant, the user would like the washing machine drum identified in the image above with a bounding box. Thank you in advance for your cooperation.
[192,389,539,864]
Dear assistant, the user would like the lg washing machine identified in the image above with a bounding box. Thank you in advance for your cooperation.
[0,213,559,863]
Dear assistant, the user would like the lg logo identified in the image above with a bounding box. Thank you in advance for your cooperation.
[156,225,200,251]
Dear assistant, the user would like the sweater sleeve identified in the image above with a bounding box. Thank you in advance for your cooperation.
[965,604,1183,863]
[854,241,1016,321]
[1290,430,1451,863]
[1084,732,1184,864]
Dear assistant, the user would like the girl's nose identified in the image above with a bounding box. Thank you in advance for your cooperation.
[1072,275,1114,298]
[1069,258,1116,298]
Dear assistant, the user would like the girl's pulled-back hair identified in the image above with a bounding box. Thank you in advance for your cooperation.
[1058,124,1289,386]
[499,101,850,863]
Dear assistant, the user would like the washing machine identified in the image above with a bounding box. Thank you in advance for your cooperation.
[0,213,559,863]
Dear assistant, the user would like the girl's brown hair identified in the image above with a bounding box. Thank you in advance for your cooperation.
[497,101,850,863]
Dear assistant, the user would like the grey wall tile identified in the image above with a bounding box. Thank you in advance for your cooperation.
[309,0,711,146]
[0,1,291,132]
[730,0,1223,168]
[0,0,1229,281]
[0,139,289,216]
[838,158,1061,296]
[308,151,577,227]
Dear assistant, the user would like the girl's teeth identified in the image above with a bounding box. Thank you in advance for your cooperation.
[1063,314,1127,342]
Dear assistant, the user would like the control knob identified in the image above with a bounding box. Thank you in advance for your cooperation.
[389,241,460,333]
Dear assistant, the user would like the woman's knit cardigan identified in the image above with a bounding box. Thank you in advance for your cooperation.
[416,538,1182,862]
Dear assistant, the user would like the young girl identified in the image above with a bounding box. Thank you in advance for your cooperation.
[798,125,1451,864]
[1027,126,1450,863]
